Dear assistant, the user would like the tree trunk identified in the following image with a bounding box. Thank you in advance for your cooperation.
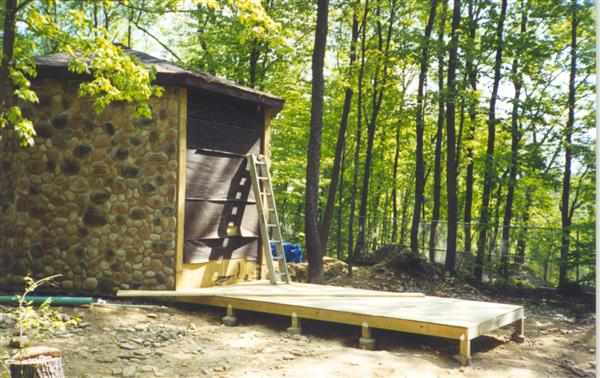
[399,177,413,246]
[354,0,396,259]
[0,0,18,256]
[410,0,439,254]
[428,0,447,263]
[444,0,461,271]
[0,0,17,146]
[462,0,480,260]
[319,8,359,256]
[391,120,401,243]
[559,0,577,289]
[305,0,330,284]
[515,199,530,266]
[474,0,507,281]
[390,95,407,244]
[336,142,346,259]
[500,0,527,279]
[249,39,260,88]
[347,0,370,277]
[8,347,65,378]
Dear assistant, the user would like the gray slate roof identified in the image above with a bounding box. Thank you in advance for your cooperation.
[35,47,284,112]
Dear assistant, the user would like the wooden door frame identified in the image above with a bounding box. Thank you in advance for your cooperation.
[174,91,270,290]
[175,87,187,289]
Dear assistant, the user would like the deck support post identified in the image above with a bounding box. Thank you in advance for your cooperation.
[358,322,375,350]
[511,318,525,343]
[456,334,471,366]
[287,312,302,335]
[221,304,238,326]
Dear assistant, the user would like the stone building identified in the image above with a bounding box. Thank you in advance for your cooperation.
[0,49,283,295]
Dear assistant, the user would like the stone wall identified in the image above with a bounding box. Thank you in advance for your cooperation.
[0,79,181,294]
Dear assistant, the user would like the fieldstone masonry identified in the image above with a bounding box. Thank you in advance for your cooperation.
[0,79,181,294]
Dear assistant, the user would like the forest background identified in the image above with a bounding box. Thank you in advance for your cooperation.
[0,0,595,289]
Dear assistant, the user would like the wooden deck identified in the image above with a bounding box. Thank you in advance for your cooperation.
[118,281,524,365]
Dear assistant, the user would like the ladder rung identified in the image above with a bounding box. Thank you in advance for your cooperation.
[248,154,290,284]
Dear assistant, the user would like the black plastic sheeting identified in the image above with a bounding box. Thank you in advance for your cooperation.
[184,237,260,263]
[183,90,264,264]
[184,200,259,240]
[185,151,256,202]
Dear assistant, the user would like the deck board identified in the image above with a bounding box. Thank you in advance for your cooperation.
[118,280,523,341]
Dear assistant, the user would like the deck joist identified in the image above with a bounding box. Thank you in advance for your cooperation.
[118,281,524,365]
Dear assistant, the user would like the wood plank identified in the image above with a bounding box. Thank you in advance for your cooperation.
[175,87,187,277]
[118,281,524,333]
[175,295,468,340]
[117,290,425,298]
[459,333,471,365]
[177,259,261,288]
[474,307,524,339]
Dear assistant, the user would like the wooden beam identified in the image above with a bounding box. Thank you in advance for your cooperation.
[174,295,468,340]
[117,290,425,298]
[116,282,524,346]
[458,333,471,366]
[474,307,524,338]
[175,87,187,287]
[177,259,260,289]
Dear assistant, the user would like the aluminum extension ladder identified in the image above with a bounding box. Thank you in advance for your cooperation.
[246,154,290,284]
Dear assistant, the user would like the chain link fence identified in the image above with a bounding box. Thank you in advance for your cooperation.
[278,208,595,289]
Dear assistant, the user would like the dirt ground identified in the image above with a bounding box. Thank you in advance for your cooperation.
[1,262,596,377]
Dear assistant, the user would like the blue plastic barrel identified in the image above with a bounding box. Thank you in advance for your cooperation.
[270,242,303,263]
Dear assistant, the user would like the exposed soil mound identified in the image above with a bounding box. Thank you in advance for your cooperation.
[290,252,483,300]
[288,257,348,282]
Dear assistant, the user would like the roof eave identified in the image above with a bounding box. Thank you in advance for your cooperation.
[156,73,284,114]
[34,65,284,115]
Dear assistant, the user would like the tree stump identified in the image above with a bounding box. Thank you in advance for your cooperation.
[8,346,65,378]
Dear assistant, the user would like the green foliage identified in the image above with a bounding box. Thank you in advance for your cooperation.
[1,1,164,146]
[0,275,79,377]
[1,0,594,286]
[13,275,80,341]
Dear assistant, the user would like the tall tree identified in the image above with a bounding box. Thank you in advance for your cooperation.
[320,4,359,256]
[558,0,577,289]
[355,0,397,258]
[462,0,481,259]
[409,0,439,254]
[428,0,447,262]
[347,0,370,277]
[500,0,527,278]
[474,0,508,281]
[444,0,461,270]
[0,0,19,255]
[304,0,330,284]
[391,74,410,243]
